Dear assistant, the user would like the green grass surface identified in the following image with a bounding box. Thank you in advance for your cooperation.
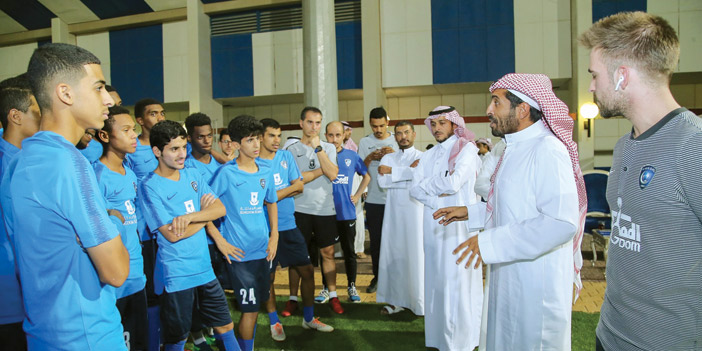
[188,297,600,351]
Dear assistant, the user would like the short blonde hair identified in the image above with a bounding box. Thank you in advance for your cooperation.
[579,11,679,82]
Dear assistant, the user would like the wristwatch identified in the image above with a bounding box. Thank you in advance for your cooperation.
[314,145,323,153]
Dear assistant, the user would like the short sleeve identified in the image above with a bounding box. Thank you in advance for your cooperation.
[358,138,370,160]
[265,172,278,203]
[287,152,302,181]
[208,168,229,197]
[324,143,337,166]
[62,156,118,248]
[354,154,368,175]
[138,181,171,232]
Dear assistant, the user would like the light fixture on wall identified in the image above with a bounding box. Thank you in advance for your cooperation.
[579,102,599,138]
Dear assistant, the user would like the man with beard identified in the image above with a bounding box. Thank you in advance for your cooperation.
[409,106,482,351]
[580,12,702,351]
[357,107,398,293]
[434,73,586,350]
[376,121,424,316]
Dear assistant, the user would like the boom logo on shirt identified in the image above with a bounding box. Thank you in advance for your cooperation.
[250,192,259,206]
[610,197,641,253]
[191,181,198,192]
[345,159,351,167]
[184,199,195,214]
[639,165,655,189]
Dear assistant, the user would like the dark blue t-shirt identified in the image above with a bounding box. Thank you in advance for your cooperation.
[332,148,367,220]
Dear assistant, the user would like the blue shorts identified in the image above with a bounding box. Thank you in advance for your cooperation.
[226,258,271,313]
[271,227,312,272]
[160,280,232,343]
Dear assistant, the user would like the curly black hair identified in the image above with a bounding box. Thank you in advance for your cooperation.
[228,115,263,143]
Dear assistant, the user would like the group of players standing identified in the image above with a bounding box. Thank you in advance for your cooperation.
[0,43,382,351]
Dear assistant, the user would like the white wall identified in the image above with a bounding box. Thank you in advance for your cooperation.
[514,0,572,78]
[252,29,304,96]
[163,20,189,103]
[76,32,111,83]
[0,42,37,82]
[648,0,702,73]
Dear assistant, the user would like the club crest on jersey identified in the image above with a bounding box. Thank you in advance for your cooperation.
[250,192,259,206]
[345,158,351,167]
[639,165,655,189]
[281,160,288,169]
[309,159,316,169]
[260,178,266,189]
[191,181,198,192]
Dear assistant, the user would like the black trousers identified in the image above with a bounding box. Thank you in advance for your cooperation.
[364,203,385,279]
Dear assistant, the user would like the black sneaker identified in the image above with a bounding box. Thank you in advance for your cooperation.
[366,277,378,293]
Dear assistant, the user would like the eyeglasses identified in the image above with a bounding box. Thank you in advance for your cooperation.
[220,140,233,145]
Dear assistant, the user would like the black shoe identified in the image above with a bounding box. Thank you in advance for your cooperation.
[366,277,378,293]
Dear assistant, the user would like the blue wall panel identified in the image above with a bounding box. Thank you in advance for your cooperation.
[593,0,646,22]
[109,25,164,106]
[211,34,254,99]
[432,0,514,84]
[336,21,363,90]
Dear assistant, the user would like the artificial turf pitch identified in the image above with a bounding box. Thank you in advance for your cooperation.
[187,296,600,351]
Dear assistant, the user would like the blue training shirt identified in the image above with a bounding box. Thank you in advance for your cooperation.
[185,153,222,244]
[139,168,216,294]
[79,138,103,163]
[2,131,125,350]
[258,150,302,231]
[93,161,147,298]
[209,159,277,262]
[332,148,368,221]
[0,136,23,325]
[126,137,158,241]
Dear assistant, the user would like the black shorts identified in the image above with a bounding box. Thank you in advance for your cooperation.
[116,289,148,350]
[271,227,312,272]
[0,322,26,351]
[160,280,232,343]
[209,243,231,290]
[141,238,160,306]
[294,212,339,250]
[226,258,271,313]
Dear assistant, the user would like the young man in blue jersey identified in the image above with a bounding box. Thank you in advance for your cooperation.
[93,105,149,351]
[0,74,41,351]
[208,115,280,351]
[139,120,240,351]
[258,118,334,340]
[1,43,129,350]
[219,129,237,162]
[325,121,371,302]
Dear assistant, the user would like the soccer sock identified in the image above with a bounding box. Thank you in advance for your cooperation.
[147,306,161,351]
[242,339,254,351]
[329,291,338,298]
[164,340,185,351]
[214,330,240,351]
[303,306,314,322]
[289,295,298,302]
[268,311,280,325]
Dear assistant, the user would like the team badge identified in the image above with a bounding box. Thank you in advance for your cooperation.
[249,192,259,206]
[260,178,266,189]
[309,159,316,169]
[191,181,198,192]
[345,159,351,167]
[281,160,288,169]
[639,165,655,189]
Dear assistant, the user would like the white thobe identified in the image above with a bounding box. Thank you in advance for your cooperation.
[376,146,425,315]
[352,173,366,253]
[466,122,579,351]
[410,135,483,351]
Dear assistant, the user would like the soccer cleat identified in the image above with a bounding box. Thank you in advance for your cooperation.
[330,297,345,314]
[281,299,298,317]
[314,288,330,304]
[270,322,286,341]
[348,284,361,303]
[302,317,334,332]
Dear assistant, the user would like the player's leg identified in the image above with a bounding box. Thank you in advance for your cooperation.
[160,288,195,351]
[265,257,285,341]
[196,280,239,351]
[364,203,385,293]
[141,236,162,351]
[314,215,343,314]
[337,220,359,302]
[116,288,149,351]
[227,259,271,351]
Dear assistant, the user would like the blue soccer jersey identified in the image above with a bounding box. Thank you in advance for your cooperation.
[2,131,125,350]
[93,161,147,298]
[258,150,302,231]
[185,154,222,244]
[139,168,216,293]
[332,148,368,220]
[209,159,277,262]
[79,138,103,163]
[0,137,23,325]
[126,138,158,180]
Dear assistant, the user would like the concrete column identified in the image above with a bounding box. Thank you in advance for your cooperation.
[571,0,595,170]
[51,17,76,45]
[361,0,386,135]
[302,0,339,126]
[186,0,223,127]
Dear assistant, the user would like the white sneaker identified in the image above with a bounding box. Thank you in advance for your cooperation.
[302,317,334,332]
[348,284,361,303]
[270,322,286,341]
[314,288,330,304]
